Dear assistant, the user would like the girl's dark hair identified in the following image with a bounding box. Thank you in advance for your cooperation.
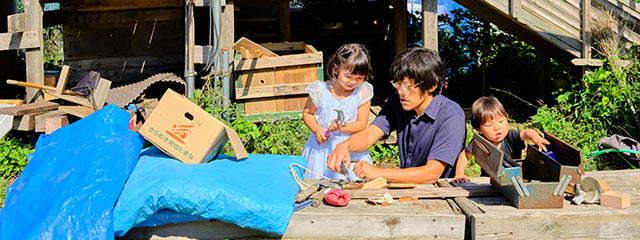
[470,96,508,130]
[390,47,446,95]
[325,43,373,82]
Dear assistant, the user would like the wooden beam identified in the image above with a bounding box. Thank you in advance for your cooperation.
[24,0,44,103]
[582,0,592,58]
[221,0,234,64]
[233,53,322,71]
[13,113,39,131]
[55,65,70,95]
[48,93,93,108]
[235,82,309,100]
[260,42,306,52]
[571,58,602,66]
[0,31,40,51]
[344,186,499,199]
[44,115,69,135]
[233,37,278,59]
[35,109,65,132]
[279,0,290,41]
[422,0,437,51]
[7,13,24,32]
[510,0,521,19]
[395,0,407,53]
[92,78,112,110]
[0,101,58,116]
[59,106,95,118]
[61,0,182,11]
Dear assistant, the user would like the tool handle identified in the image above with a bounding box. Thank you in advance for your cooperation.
[296,185,319,202]
[324,130,330,138]
[6,79,82,96]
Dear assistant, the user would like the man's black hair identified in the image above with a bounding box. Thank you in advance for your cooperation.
[390,47,446,95]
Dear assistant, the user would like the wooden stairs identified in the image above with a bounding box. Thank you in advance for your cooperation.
[455,0,640,62]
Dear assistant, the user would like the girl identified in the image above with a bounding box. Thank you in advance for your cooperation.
[302,43,374,180]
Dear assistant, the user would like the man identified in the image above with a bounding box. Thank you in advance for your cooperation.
[327,47,466,184]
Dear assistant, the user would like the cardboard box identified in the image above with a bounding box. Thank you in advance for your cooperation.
[139,89,248,163]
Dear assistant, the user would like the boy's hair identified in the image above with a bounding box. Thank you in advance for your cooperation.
[326,43,373,82]
[471,96,508,129]
[390,47,446,95]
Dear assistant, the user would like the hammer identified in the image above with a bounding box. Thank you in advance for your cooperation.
[324,109,345,138]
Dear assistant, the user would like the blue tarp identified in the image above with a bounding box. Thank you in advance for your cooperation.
[113,147,305,236]
[0,105,144,240]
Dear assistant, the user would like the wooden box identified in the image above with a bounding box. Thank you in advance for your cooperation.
[233,42,323,121]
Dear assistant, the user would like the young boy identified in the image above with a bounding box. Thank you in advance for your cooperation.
[453,96,549,183]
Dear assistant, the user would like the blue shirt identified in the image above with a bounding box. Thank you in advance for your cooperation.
[371,94,466,178]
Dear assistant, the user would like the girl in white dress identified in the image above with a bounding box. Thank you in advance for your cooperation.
[302,43,374,180]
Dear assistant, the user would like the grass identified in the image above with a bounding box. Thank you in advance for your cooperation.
[1,177,7,208]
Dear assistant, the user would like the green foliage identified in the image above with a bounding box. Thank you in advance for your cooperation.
[0,136,35,179]
[530,60,640,170]
[369,143,399,165]
[43,25,64,70]
[0,177,7,207]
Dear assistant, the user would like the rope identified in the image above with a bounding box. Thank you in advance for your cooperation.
[289,163,331,191]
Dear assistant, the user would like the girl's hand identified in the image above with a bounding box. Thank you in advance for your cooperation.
[315,128,328,144]
[327,120,341,132]
[453,175,471,184]
[353,161,381,180]
[532,136,550,152]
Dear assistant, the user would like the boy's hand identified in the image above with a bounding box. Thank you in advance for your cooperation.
[328,120,341,132]
[453,175,471,184]
[532,136,550,152]
[353,161,381,180]
[315,128,328,144]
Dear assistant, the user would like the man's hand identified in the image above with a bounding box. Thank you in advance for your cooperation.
[452,175,471,184]
[353,161,382,180]
[532,135,550,152]
[314,128,328,144]
[327,120,341,132]
[327,142,351,172]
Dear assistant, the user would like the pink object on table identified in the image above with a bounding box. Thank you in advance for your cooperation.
[324,189,351,207]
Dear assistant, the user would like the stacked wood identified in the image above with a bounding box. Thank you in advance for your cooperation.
[0,65,110,134]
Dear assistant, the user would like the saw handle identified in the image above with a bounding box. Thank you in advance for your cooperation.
[296,185,320,203]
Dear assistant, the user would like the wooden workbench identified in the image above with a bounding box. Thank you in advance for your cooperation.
[122,170,639,239]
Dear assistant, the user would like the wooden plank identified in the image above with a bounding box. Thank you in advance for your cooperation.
[422,0,437,51]
[345,186,499,199]
[58,105,95,118]
[221,0,235,65]
[233,52,322,71]
[582,0,592,58]
[12,113,39,131]
[7,13,24,33]
[63,55,182,85]
[0,100,23,105]
[0,31,40,51]
[521,0,581,38]
[273,67,287,112]
[438,180,484,240]
[44,115,69,135]
[35,109,65,132]
[571,58,602,66]
[510,0,521,19]
[235,82,309,100]
[0,101,59,116]
[61,0,182,12]
[260,41,306,52]
[92,78,112,109]
[279,0,290,41]
[232,37,278,59]
[24,0,44,103]
[242,110,302,122]
[394,0,407,53]
[49,93,93,108]
[55,65,70,95]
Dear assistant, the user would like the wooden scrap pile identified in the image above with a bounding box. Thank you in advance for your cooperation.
[0,65,107,135]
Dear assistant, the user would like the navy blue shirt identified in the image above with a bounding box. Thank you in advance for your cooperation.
[371,94,466,178]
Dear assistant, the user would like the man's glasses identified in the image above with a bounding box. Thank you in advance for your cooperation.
[390,81,423,96]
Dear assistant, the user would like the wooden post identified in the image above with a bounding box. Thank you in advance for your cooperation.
[279,0,290,41]
[395,0,407,54]
[0,0,17,84]
[221,0,235,63]
[24,0,44,103]
[510,0,521,19]
[582,0,591,59]
[422,0,438,52]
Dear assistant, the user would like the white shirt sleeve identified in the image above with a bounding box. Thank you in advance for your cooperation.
[359,82,374,106]
[304,80,323,106]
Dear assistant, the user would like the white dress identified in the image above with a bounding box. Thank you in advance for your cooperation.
[302,80,374,180]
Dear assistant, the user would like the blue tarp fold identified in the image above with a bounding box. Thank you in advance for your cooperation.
[113,147,305,236]
[0,105,143,240]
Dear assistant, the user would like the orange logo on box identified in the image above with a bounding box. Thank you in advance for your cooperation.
[166,124,193,144]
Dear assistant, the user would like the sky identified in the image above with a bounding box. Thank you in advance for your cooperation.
[407,0,463,14]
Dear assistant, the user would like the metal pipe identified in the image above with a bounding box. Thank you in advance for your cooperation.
[185,0,196,98]
[211,0,223,112]
[221,49,230,107]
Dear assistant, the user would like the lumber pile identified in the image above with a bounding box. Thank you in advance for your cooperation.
[0,65,108,135]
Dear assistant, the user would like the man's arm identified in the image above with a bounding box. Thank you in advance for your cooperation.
[353,159,446,184]
[327,124,385,173]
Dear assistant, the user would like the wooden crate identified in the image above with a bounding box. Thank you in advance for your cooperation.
[233,42,323,121]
